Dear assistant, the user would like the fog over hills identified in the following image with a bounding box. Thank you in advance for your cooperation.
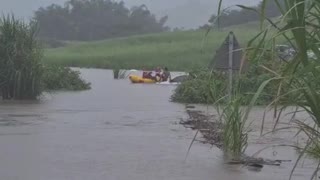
[0,0,259,29]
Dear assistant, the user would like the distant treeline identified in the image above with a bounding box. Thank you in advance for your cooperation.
[200,1,283,29]
[34,0,169,41]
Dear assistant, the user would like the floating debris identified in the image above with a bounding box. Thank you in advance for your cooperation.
[180,109,223,149]
[180,108,292,170]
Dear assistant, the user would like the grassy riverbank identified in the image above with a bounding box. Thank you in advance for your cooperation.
[44,26,259,71]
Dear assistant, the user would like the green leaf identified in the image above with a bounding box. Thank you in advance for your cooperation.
[217,0,223,28]
[260,0,267,30]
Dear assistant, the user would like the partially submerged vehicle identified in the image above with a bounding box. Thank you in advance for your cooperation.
[276,44,318,61]
[275,44,296,61]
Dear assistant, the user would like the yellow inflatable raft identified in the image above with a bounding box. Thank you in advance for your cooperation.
[129,75,156,83]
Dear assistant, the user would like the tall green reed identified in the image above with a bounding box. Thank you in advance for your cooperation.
[219,96,249,159]
[216,0,320,177]
[0,15,43,100]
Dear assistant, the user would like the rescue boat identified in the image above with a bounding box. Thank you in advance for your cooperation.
[129,75,156,83]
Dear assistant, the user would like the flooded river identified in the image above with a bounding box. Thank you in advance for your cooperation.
[0,69,316,180]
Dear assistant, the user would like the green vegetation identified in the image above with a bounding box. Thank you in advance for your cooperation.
[239,1,320,174]
[198,0,320,176]
[171,71,226,104]
[42,66,91,91]
[171,52,281,105]
[0,15,43,100]
[0,15,90,100]
[220,96,248,159]
[44,27,259,71]
[178,0,320,167]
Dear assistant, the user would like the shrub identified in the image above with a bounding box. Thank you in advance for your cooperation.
[42,66,91,91]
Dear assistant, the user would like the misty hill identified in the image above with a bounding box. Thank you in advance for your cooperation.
[35,0,169,41]
[34,0,268,41]
[0,0,259,29]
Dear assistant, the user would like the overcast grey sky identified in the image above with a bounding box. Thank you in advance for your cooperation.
[0,0,259,29]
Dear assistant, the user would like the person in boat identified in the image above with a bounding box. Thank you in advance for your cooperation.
[162,67,171,82]
[153,67,163,82]
[143,71,153,79]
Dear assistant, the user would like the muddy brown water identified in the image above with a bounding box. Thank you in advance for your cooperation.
[0,69,316,180]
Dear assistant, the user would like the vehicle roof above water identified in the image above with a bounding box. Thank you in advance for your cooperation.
[276,44,291,47]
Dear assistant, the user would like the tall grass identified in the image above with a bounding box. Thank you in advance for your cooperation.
[171,50,285,105]
[0,15,43,99]
[0,15,90,99]
[219,96,249,159]
[216,0,320,177]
